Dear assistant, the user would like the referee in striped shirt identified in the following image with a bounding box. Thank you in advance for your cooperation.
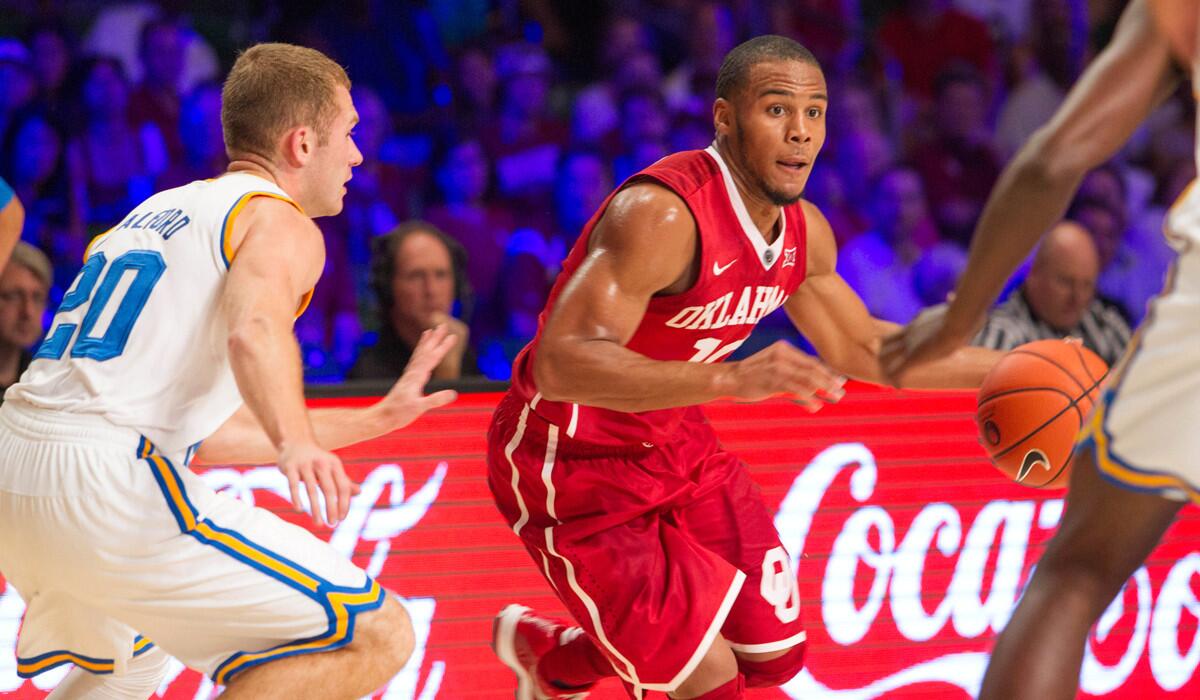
[972,220,1132,365]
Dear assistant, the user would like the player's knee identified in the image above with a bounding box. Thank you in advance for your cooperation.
[735,642,806,688]
[355,595,415,674]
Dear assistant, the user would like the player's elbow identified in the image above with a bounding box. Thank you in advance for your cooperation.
[226,315,275,361]
[531,342,579,403]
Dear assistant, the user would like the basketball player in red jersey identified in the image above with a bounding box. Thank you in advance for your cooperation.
[884,1,1198,698]
[488,36,999,700]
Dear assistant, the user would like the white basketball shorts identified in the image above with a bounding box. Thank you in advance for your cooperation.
[0,400,384,684]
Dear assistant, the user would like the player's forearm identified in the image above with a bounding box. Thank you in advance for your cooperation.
[227,315,316,451]
[199,404,393,465]
[535,338,729,411]
[893,345,1001,389]
[945,143,1084,333]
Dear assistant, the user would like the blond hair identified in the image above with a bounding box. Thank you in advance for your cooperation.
[7,242,52,289]
[221,43,351,160]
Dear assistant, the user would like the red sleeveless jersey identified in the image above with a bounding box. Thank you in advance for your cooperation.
[509,146,809,445]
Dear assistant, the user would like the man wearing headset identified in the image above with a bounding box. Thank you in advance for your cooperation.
[350,220,481,380]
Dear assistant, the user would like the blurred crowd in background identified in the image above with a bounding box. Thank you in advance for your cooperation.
[0,0,1189,383]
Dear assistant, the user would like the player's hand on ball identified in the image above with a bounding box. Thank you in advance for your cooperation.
[379,325,459,429]
[278,441,357,528]
[728,340,846,410]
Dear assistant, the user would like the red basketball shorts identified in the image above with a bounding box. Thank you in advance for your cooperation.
[487,391,807,696]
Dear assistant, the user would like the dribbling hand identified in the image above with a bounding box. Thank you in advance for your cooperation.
[278,441,358,528]
[727,340,846,411]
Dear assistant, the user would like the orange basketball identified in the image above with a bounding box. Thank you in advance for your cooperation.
[976,339,1109,489]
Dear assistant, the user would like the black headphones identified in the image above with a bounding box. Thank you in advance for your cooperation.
[368,220,475,325]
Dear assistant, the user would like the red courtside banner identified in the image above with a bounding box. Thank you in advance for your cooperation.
[3,385,1200,698]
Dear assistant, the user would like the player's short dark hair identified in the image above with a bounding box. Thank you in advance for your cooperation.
[716,35,820,101]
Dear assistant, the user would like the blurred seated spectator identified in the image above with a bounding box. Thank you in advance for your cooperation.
[876,0,996,101]
[612,88,670,182]
[158,83,226,189]
[1,109,72,265]
[67,57,168,232]
[424,136,514,337]
[1071,165,1177,323]
[26,21,74,119]
[80,2,218,95]
[912,62,1002,244]
[350,222,480,381]
[972,221,1131,366]
[0,242,51,399]
[130,18,187,161]
[451,44,498,137]
[0,40,37,144]
[500,150,611,340]
[912,241,968,307]
[838,166,942,322]
[663,2,737,120]
[483,43,567,217]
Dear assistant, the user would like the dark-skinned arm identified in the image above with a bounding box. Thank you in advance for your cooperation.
[787,201,999,388]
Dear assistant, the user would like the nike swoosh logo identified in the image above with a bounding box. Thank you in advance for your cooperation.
[713,259,737,276]
[1017,449,1051,482]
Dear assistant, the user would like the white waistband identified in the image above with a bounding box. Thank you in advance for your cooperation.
[0,400,144,453]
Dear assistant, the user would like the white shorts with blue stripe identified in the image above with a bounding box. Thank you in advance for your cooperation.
[0,400,384,684]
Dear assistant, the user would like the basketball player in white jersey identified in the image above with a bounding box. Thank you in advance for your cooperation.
[883,1,1199,696]
[0,43,458,699]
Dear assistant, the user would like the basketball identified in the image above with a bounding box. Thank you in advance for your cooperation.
[976,339,1109,489]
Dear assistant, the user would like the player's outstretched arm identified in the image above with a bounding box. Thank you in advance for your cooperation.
[882,0,1181,378]
[786,201,1000,389]
[219,197,352,526]
[0,183,25,271]
[196,326,459,465]
[534,183,844,411]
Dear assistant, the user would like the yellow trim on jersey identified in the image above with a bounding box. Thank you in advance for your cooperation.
[295,289,314,319]
[219,191,304,268]
[82,227,116,262]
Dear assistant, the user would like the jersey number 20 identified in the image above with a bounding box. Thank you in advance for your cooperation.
[35,250,166,362]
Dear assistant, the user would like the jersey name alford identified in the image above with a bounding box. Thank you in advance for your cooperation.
[665,285,788,331]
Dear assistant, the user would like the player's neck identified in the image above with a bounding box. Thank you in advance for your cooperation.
[225,157,299,203]
[714,141,783,241]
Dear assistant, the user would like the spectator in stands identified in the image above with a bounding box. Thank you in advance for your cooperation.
[912,62,1002,244]
[0,242,51,399]
[612,88,669,182]
[26,21,73,119]
[351,222,480,381]
[500,150,610,341]
[483,43,567,217]
[0,40,36,145]
[839,166,942,323]
[425,136,514,336]
[130,18,186,161]
[876,0,997,100]
[158,82,225,189]
[972,220,1131,366]
[66,57,167,231]
[452,44,499,136]
[0,110,73,288]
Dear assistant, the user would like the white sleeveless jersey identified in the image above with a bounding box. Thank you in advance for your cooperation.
[6,173,302,456]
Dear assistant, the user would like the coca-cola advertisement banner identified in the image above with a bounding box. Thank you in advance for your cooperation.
[3,387,1199,698]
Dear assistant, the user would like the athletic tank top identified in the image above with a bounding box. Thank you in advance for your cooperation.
[7,173,304,457]
[509,146,809,446]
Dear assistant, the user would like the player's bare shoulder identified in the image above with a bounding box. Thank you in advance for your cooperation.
[589,181,699,294]
[799,198,837,277]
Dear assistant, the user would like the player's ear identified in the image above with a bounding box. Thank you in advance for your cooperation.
[713,98,733,139]
[280,126,313,167]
